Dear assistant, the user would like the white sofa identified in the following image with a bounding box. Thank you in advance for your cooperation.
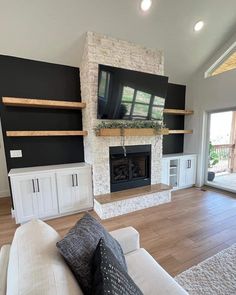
[0,220,188,295]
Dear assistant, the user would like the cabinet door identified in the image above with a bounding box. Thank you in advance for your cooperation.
[179,156,196,188]
[57,168,93,214]
[36,173,58,218]
[161,159,170,185]
[11,176,38,223]
[185,156,196,186]
[74,168,93,210]
[56,170,76,214]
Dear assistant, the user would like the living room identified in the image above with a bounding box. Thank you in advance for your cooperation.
[0,1,236,294]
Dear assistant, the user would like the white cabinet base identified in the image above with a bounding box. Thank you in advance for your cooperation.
[162,154,197,191]
[9,163,93,224]
[36,206,93,224]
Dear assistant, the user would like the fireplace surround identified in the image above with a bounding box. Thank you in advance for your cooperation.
[80,32,164,196]
[80,32,172,219]
[110,145,151,192]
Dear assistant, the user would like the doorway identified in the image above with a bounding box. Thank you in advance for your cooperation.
[206,110,236,193]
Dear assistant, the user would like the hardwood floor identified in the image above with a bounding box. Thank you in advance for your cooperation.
[1,187,236,276]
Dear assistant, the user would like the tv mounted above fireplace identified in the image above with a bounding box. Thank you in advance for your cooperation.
[97,64,168,121]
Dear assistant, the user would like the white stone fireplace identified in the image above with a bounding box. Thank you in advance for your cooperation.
[80,32,171,218]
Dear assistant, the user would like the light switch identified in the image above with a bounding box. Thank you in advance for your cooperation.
[10,150,22,158]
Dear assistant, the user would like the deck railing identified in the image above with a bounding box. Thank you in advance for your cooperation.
[211,144,235,173]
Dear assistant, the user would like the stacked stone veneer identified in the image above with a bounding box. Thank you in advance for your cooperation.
[80,32,165,196]
[94,190,171,220]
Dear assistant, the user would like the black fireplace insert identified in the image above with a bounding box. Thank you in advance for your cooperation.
[110,145,151,192]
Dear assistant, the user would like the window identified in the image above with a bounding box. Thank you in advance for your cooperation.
[205,42,236,78]
[98,71,111,102]
[120,86,165,120]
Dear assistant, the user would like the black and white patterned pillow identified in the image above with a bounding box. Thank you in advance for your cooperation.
[56,213,127,295]
[92,238,143,295]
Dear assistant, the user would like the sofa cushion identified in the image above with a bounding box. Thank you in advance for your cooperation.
[0,245,10,295]
[125,248,188,295]
[56,213,127,295]
[92,238,143,295]
[109,227,140,255]
[7,219,83,295]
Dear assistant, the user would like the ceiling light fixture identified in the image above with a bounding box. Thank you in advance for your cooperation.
[140,0,152,12]
[194,21,204,32]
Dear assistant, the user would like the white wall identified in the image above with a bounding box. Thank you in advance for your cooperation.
[0,121,9,197]
[184,32,236,186]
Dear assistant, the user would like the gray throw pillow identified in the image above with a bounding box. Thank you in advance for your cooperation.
[56,213,127,295]
[92,238,143,295]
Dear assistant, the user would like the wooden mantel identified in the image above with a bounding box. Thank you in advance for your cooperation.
[96,128,169,137]
[96,128,193,137]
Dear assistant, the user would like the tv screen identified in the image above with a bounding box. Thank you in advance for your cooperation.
[97,64,168,120]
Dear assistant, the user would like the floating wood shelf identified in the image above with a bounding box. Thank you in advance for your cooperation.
[6,130,88,137]
[96,128,169,137]
[163,109,194,115]
[2,97,86,110]
[168,130,193,134]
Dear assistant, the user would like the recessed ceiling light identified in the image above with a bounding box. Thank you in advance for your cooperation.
[194,21,204,32]
[140,0,152,12]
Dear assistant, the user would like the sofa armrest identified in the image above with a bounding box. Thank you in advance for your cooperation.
[110,227,140,255]
[0,245,11,295]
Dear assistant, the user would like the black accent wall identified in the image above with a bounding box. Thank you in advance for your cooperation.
[0,55,186,171]
[0,55,84,172]
[163,83,186,154]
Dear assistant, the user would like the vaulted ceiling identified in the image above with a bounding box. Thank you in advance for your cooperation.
[0,0,236,84]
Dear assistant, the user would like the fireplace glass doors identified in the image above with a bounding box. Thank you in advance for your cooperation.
[110,145,151,192]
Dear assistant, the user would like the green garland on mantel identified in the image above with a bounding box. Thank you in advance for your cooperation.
[94,120,164,135]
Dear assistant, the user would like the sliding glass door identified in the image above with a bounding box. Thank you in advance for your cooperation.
[206,110,236,193]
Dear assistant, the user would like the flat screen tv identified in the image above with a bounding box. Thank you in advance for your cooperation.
[97,64,168,120]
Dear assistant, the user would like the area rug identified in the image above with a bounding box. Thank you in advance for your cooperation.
[175,243,236,295]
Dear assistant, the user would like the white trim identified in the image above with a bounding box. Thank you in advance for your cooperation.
[203,111,211,185]
[0,190,10,198]
[205,41,236,78]
[206,181,236,195]
[11,208,15,218]
[197,111,209,187]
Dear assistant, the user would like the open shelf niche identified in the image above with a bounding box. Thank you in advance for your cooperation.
[3,96,88,138]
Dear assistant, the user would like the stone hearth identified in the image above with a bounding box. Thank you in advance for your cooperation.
[94,184,172,220]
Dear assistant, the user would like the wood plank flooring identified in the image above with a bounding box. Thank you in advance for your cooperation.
[0,187,236,276]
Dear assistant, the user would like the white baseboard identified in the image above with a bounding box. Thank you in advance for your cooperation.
[0,190,10,198]
[11,208,15,218]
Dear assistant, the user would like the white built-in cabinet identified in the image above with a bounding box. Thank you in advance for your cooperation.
[9,163,93,224]
[162,154,197,190]
[56,168,93,214]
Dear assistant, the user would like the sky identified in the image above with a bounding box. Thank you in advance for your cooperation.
[210,111,233,144]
